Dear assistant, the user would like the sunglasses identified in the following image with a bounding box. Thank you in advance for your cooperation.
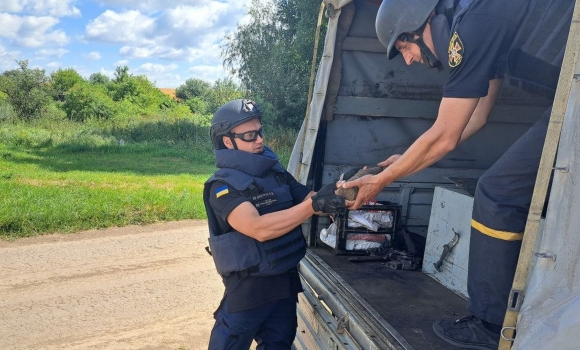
[228,127,264,142]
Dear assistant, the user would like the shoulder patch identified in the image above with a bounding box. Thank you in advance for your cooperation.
[448,31,464,68]
[215,185,229,198]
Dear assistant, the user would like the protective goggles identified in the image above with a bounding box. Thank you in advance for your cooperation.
[228,127,263,142]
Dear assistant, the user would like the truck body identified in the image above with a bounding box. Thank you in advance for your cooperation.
[288,1,580,349]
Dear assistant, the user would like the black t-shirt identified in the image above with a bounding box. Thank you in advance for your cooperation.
[208,170,311,312]
[443,0,529,98]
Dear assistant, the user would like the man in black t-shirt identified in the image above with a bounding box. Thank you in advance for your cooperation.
[204,99,345,349]
[344,0,571,349]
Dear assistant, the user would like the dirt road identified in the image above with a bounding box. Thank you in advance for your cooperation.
[0,220,223,350]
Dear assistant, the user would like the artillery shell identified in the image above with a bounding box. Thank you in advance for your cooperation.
[336,166,383,201]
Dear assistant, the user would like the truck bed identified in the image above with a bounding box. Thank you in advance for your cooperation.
[308,246,468,350]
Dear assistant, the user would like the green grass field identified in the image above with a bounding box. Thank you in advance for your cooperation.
[0,118,296,239]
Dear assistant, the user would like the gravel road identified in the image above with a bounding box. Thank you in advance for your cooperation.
[0,220,223,350]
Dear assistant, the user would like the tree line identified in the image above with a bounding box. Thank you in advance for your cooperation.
[0,60,245,125]
[0,0,325,131]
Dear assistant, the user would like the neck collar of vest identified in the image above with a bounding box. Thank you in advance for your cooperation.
[214,146,285,177]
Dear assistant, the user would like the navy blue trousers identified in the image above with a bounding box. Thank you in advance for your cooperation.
[467,107,551,325]
[208,296,298,350]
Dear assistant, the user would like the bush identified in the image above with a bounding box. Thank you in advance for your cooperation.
[62,82,116,121]
[176,78,211,101]
[251,96,280,131]
[0,99,17,122]
[89,72,110,86]
[193,113,212,127]
[51,68,85,102]
[108,72,175,115]
[0,60,52,121]
[205,78,246,114]
[162,103,194,120]
[185,97,207,114]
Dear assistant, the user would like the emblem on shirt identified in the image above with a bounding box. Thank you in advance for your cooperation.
[215,185,229,198]
[252,191,278,209]
[448,31,464,68]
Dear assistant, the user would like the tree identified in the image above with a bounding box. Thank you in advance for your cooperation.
[51,68,85,102]
[222,0,325,130]
[62,82,115,121]
[184,97,207,115]
[206,78,246,114]
[107,68,174,113]
[175,78,211,101]
[113,66,130,83]
[89,72,110,86]
[0,60,52,121]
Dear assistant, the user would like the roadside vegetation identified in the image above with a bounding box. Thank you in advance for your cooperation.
[0,0,324,239]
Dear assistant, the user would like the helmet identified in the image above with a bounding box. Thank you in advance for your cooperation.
[376,0,439,60]
[210,99,263,149]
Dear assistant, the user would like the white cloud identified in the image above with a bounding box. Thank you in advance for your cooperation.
[149,73,182,88]
[84,51,102,60]
[96,0,214,13]
[0,13,69,48]
[135,62,178,73]
[0,48,21,66]
[188,64,229,82]
[83,1,250,62]
[0,0,254,87]
[119,45,189,60]
[115,59,129,66]
[0,50,16,71]
[132,62,180,87]
[84,10,156,44]
[35,48,69,58]
[0,0,80,17]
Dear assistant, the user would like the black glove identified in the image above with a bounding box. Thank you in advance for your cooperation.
[342,167,362,181]
[316,183,337,196]
[312,191,345,214]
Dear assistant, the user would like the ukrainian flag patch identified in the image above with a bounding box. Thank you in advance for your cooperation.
[215,185,229,198]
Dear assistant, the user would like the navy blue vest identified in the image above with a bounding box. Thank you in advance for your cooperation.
[203,147,307,277]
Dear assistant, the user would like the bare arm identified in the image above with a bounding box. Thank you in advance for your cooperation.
[459,79,503,143]
[303,191,316,201]
[344,96,480,208]
[379,79,502,165]
[227,198,316,242]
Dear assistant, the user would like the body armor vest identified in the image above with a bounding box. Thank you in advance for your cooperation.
[203,147,307,277]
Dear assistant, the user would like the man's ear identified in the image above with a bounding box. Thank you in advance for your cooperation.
[223,135,233,149]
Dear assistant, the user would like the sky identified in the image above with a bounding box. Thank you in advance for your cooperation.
[0,0,252,88]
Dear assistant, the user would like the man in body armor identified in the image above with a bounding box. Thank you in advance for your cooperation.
[204,99,345,349]
[343,0,573,349]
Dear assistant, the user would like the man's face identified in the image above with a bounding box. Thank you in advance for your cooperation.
[223,118,264,153]
[393,22,436,66]
[395,39,424,65]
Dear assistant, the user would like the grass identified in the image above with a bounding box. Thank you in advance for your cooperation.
[0,116,296,239]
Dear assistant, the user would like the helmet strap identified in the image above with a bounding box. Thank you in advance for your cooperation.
[229,136,239,150]
[406,22,443,72]
[415,37,443,72]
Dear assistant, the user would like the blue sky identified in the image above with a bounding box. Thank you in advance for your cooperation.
[0,0,252,88]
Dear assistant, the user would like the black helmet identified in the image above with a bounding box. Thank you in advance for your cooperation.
[210,99,263,149]
[376,0,439,60]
